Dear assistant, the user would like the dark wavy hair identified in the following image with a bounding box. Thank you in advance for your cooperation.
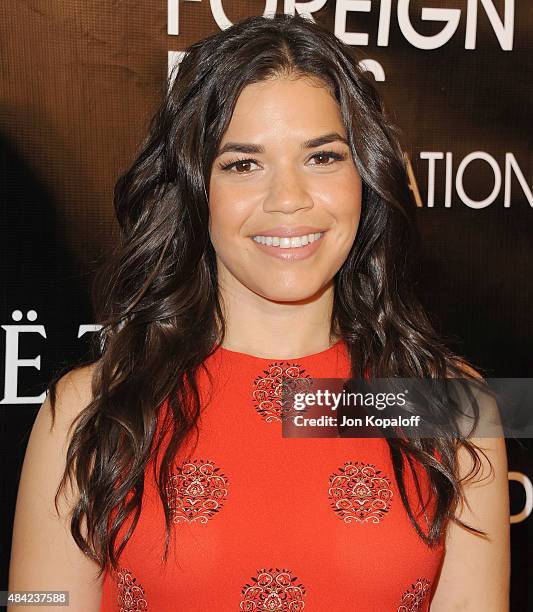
[48,13,493,576]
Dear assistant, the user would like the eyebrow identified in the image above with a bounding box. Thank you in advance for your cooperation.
[215,132,349,156]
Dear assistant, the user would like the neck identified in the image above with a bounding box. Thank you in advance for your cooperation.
[217,274,339,360]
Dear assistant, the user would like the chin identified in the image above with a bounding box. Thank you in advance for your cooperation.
[252,281,326,303]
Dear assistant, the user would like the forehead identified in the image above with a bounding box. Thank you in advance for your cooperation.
[220,76,345,142]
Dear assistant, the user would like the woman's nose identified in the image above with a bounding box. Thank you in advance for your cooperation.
[262,166,314,214]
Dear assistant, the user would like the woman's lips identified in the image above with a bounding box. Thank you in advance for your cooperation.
[250,232,326,261]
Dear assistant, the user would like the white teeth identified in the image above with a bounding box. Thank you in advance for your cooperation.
[252,232,323,248]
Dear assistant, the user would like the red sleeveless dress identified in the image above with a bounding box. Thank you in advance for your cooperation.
[99,339,445,611]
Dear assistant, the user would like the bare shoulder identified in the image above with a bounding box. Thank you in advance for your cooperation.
[431,358,510,610]
[8,361,104,612]
[49,362,99,424]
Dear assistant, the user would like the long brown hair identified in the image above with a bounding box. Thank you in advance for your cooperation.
[48,13,492,576]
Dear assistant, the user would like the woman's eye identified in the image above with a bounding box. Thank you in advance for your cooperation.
[309,151,347,165]
[220,159,258,173]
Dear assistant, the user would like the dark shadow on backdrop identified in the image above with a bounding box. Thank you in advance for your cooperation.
[0,132,94,589]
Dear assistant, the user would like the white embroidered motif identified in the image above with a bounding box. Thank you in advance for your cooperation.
[240,568,306,611]
[328,461,393,523]
[117,568,148,611]
[166,459,229,523]
[397,577,431,611]
[252,362,312,422]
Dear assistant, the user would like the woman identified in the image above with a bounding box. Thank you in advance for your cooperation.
[9,13,510,611]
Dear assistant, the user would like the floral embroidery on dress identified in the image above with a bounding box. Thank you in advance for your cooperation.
[240,568,306,611]
[397,578,431,611]
[165,459,228,523]
[252,362,312,422]
[328,461,393,523]
[116,568,148,611]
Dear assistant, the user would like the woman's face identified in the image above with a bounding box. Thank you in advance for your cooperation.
[208,75,362,302]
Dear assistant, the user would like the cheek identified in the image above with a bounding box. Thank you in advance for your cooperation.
[341,193,362,235]
[319,173,362,235]
[208,183,252,250]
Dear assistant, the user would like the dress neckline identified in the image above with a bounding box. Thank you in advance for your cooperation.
[216,337,345,362]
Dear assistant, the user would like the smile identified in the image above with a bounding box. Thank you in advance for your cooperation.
[250,231,326,261]
[252,232,324,249]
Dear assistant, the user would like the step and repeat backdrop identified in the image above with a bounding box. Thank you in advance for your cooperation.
[1,1,531,607]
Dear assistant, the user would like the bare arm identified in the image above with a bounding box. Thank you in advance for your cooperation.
[430,371,511,610]
[8,365,103,612]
